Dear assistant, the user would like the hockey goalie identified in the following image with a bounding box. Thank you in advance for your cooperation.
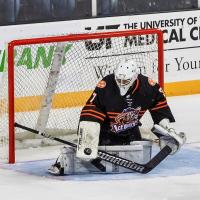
[48,58,186,175]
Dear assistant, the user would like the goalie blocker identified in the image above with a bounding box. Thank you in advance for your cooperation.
[76,121,100,160]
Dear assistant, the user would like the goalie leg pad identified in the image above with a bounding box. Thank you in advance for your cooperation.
[76,121,100,160]
[48,141,152,175]
[48,146,75,175]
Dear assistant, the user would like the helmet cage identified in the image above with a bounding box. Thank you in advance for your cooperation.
[115,78,132,86]
[114,59,139,96]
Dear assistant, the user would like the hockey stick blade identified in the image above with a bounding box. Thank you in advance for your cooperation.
[97,145,171,173]
[15,123,172,174]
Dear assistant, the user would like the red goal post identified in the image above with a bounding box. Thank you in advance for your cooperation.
[2,29,164,163]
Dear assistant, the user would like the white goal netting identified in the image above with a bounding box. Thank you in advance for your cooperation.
[0,30,163,163]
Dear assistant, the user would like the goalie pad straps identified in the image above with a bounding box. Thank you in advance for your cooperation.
[76,121,100,160]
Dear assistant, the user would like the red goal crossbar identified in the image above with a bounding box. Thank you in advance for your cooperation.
[7,29,163,163]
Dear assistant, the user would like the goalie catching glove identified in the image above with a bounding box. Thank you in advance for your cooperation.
[152,118,186,155]
[76,121,100,160]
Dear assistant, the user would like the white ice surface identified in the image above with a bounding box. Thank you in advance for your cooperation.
[0,94,200,200]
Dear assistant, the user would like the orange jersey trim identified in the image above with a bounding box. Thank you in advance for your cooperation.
[155,100,167,106]
[107,112,120,115]
[80,113,104,121]
[81,109,106,118]
[150,104,168,111]
[132,79,139,94]
[85,104,96,107]
[108,116,117,119]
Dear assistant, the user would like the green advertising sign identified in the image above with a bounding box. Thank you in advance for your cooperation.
[0,43,72,72]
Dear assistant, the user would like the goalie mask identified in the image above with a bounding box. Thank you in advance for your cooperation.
[114,59,139,96]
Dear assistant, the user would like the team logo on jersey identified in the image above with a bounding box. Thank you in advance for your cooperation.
[97,80,106,88]
[111,107,141,133]
[148,78,156,86]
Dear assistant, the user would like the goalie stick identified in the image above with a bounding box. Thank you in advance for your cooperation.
[15,122,172,174]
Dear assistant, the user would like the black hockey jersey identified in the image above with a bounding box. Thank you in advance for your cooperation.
[80,74,175,135]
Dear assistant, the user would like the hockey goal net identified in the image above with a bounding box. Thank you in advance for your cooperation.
[0,29,163,163]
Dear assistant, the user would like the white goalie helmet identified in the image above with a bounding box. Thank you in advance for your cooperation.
[114,59,139,96]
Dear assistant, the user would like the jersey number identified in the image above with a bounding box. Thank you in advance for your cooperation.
[90,92,97,103]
